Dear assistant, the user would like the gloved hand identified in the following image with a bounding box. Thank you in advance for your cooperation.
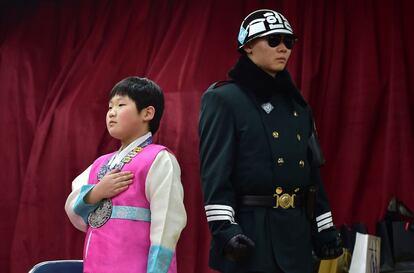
[313,227,343,259]
[223,234,255,262]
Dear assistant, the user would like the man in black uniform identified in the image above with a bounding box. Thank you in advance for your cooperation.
[199,9,343,273]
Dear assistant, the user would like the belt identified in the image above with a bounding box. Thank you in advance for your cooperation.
[239,187,304,209]
[88,199,151,228]
[111,206,151,221]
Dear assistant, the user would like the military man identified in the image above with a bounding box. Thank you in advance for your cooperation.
[199,9,343,273]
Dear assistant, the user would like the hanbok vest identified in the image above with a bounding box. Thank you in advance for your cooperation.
[83,144,177,273]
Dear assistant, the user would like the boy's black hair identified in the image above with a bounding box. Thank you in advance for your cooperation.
[109,76,164,134]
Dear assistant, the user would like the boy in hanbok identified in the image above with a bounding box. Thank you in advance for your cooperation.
[65,76,187,273]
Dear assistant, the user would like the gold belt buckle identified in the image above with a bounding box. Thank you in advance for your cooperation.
[273,187,296,209]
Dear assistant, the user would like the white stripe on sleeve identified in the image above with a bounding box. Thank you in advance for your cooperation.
[318,222,334,232]
[316,211,332,222]
[204,204,236,223]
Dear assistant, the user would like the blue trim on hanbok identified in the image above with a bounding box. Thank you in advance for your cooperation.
[73,184,99,224]
[111,206,151,222]
[147,245,174,273]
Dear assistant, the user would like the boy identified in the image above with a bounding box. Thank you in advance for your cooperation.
[65,76,187,273]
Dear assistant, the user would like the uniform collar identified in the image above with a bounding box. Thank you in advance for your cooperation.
[228,54,307,107]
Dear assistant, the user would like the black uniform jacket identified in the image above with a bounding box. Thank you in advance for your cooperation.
[199,55,334,273]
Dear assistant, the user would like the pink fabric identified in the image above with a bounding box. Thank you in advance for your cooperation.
[83,144,176,273]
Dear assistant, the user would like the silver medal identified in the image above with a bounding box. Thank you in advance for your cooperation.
[88,199,113,228]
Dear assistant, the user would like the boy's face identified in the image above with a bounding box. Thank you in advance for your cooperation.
[106,95,150,144]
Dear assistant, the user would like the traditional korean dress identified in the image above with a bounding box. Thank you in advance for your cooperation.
[65,132,187,273]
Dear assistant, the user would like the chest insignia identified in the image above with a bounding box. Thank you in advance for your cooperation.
[261,102,274,114]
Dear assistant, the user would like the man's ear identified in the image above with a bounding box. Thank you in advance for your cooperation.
[242,42,253,54]
[143,106,155,121]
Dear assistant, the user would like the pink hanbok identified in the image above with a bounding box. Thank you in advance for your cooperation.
[65,137,186,273]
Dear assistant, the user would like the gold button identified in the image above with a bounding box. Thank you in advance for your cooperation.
[293,111,299,117]
[277,158,285,166]
[275,187,283,194]
[299,160,305,168]
[296,134,301,141]
[272,131,279,138]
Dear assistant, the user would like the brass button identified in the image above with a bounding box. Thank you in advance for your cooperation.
[275,187,283,194]
[299,160,305,168]
[296,134,301,141]
[277,158,285,166]
[293,111,299,117]
[272,131,279,138]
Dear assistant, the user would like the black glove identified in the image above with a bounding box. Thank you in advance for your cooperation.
[223,234,255,262]
[313,227,343,259]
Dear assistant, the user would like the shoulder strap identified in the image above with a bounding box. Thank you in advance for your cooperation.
[210,80,235,89]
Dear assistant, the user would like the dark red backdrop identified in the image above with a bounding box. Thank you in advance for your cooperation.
[1,1,413,272]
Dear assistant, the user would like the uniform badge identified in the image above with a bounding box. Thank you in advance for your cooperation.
[261,102,274,114]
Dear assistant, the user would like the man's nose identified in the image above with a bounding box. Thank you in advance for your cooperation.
[277,43,288,52]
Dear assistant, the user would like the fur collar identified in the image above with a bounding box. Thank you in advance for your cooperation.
[228,54,307,107]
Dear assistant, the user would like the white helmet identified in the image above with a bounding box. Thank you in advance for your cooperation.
[237,9,295,49]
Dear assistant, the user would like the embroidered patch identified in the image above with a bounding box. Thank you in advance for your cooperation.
[88,199,113,228]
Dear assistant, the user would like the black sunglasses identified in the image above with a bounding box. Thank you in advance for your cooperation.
[266,34,297,49]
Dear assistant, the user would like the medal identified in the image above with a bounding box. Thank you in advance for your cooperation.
[88,199,113,228]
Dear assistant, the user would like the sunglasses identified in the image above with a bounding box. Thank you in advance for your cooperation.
[266,34,297,49]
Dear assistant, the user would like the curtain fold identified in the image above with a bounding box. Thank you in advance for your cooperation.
[1,1,413,272]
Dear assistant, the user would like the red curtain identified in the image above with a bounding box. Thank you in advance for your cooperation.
[1,1,413,272]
